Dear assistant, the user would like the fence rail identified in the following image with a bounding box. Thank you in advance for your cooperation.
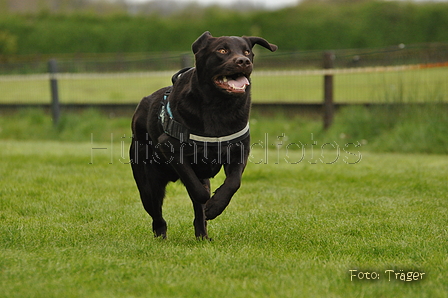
[1,43,448,128]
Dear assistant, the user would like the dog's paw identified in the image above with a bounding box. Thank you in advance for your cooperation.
[153,227,167,239]
[153,220,167,239]
[196,235,213,241]
[204,201,222,220]
[153,230,167,239]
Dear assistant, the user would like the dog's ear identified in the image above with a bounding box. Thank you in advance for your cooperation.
[244,36,278,52]
[192,31,213,54]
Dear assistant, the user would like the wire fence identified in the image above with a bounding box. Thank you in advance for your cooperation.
[1,42,447,105]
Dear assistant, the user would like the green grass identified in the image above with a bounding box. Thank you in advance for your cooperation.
[1,67,447,103]
[1,139,447,297]
[1,105,447,155]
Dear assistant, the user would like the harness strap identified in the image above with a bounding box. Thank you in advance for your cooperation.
[159,88,190,142]
[159,87,249,146]
[189,123,250,143]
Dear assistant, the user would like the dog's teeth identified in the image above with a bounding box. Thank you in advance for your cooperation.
[229,83,245,90]
[223,76,228,83]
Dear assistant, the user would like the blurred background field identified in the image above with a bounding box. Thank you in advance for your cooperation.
[1,66,447,104]
[1,0,448,105]
[1,0,448,55]
[0,0,447,153]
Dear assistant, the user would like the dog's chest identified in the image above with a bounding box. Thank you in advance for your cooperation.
[183,143,231,163]
[181,143,244,178]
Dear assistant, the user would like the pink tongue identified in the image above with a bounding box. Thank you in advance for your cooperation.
[228,76,250,88]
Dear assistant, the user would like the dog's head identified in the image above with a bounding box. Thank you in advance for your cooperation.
[192,31,277,96]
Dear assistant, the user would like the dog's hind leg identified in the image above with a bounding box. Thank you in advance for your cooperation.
[130,142,168,238]
[192,179,210,239]
[142,173,168,238]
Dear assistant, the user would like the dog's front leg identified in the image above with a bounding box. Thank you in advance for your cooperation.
[158,135,211,205]
[171,159,211,205]
[170,158,211,238]
[205,162,246,220]
[192,179,210,239]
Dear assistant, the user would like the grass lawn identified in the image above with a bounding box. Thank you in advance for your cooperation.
[1,67,447,104]
[1,139,447,297]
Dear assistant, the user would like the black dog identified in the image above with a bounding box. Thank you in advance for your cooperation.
[130,31,277,239]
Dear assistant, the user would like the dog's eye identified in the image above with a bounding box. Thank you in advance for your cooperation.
[217,49,228,54]
[244,50,251,55]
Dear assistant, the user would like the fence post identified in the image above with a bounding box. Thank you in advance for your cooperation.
[48,59,60,126]
[323,51,335,130]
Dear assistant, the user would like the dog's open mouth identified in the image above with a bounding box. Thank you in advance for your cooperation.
[214,74,250,94]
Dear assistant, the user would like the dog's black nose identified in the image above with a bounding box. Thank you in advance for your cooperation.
[235,57,251,67]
